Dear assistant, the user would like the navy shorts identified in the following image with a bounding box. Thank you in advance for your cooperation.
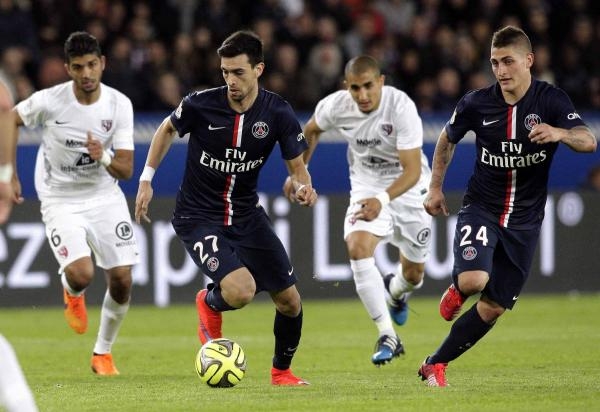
[172,208,297,293]
[451,204,541,309]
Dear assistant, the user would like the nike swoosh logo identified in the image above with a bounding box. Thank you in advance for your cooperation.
[288,267,294,276]
[55,120,68,125]
[208,124,226,130]
[482,119,499,126]
[512,296,519,301]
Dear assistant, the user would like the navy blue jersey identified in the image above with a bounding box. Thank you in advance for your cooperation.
[170,86,307,225]
[446,79,586,229]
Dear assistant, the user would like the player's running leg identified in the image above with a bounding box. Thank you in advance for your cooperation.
[270,286,309,385]
[350,258,403,364]
[0,335,38,412]
[61,272,88,334]
[92,267,132,376]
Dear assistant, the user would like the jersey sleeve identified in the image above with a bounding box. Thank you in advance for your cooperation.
[170,93,196,138]
[111,95,134,150]
[444,92,475,144]
[313,93,337,131]
[15,89,48,129]
[547,87,587,130]
[277,102,307,160]
[395,98,423,150]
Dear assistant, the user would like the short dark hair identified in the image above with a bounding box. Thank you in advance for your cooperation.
[491,26,532,52]
[217,30,264,66]
[64,31,102,62]
[344,55,381,77]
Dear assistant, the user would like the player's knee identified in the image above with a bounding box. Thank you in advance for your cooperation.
[275,297,301,317]
[235,289,255,307]
[222,282,256,308]
[64,262,94,290]
[457,271,488,295]
[107,267,133,303]
[272,286,301,316]
[346,238,373,260]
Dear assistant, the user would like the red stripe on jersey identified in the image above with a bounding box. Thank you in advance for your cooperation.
[500,106,517,227]
[222,114,244,225]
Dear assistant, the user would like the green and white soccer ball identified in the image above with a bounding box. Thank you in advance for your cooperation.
[195,338,247,388]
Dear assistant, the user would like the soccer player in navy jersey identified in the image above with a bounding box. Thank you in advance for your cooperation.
[134,30,317,386]
[418,26,596,387]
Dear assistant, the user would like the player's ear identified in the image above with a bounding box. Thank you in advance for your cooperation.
[100,55,106,71]
[526,52,534,69]
[255,62,265,78]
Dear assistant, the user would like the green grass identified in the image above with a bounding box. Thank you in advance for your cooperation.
[2,294,599,411]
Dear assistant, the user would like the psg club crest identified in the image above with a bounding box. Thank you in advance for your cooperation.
[101,119,113,132]
[462,246,477,261]
[523,113,541,131]
[207,257,219,272]
[251,122,269,139]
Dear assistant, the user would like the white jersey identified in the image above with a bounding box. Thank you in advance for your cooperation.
[314,85,431,207]
[16,81,134,201]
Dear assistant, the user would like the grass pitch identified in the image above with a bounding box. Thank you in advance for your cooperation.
[1,293,599,412]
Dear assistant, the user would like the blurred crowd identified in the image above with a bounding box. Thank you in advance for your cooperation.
[1,0,600,114]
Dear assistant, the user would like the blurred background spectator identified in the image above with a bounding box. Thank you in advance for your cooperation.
[1,0,600,114]
[581,164,600,191]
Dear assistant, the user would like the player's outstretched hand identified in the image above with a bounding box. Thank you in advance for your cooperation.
[295,183,317,207]
[135,181,153,224]
[424,189,449,217]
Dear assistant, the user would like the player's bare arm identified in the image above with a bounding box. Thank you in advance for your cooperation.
[284,154,317,207]
[529,124,597,153]
[283,116,323,202]
[8,109,25,207]
[0,84,15,224]
[353,147,422,222]
[135,116,177,224]
[424,129,455,217]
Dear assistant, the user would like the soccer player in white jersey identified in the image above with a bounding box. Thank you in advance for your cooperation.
[285,55,432,365]
[12,32,139,375]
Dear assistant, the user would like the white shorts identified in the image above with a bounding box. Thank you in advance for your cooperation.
[40,188,139,273]
[343,192,432,263]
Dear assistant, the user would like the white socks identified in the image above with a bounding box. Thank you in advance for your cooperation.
[351,258,395,337]
[93,290,130,354]
[0,335,38,412]
[60,272,84,296]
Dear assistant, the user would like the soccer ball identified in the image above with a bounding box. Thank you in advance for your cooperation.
[195,338,247,388]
